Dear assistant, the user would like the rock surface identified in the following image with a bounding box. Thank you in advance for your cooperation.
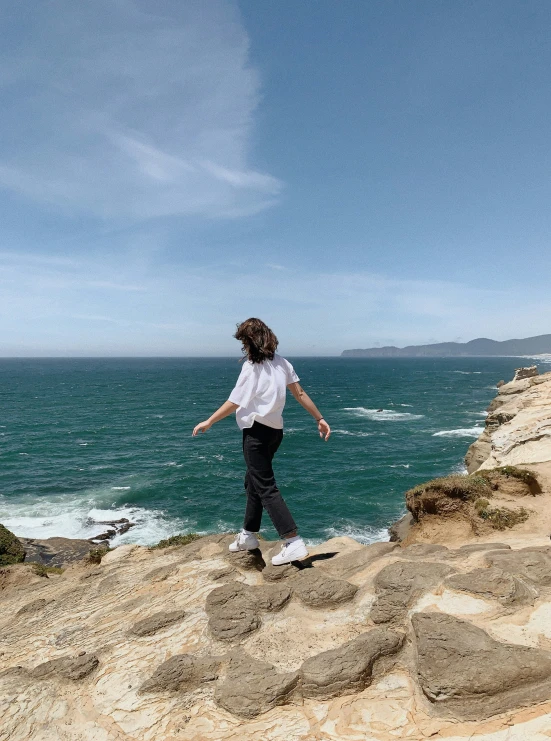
[3,531,551,739]
[214,652,299,718]
[466,368,551,471]
[371,560,454,623]
[413,612,551,719]
[300,628,403,699]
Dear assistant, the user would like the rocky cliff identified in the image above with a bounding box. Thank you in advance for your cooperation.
[2,369,551,741]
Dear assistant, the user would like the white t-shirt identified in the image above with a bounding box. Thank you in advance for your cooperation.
[228,354,300,430]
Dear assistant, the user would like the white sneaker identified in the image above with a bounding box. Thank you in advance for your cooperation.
[228,531,260,552]
[271,537,308,566]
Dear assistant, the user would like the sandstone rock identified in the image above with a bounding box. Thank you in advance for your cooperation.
[291,570,358,608]
[16,598,49,616]
[214,652,299,718]
[143,565,175,582]
[206,582,260,642]
[318,541,398,578]
[19,536,91,567]
[456,542,511,553]
[100,544,138,564]
[262,561,297,582]
[0,524,26,566]
[401,543,450,558]
[130,608,187,637]
[252,583,292,612]
[514,365,538,381]
[140,653,221,693]
[225,548,266,571]
[208,566,235,581]
[465,428,492,473]
[371,561,454,623]
[445,567,535,605]
[300,628,404,699]
[388,514,414,542]
[413,612,551,719]
[205,580,292,642]
[30,653,99,681]
[485,548,551,587]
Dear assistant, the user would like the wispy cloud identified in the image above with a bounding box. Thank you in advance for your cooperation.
[0,0,282,219]
[2,250,551,356]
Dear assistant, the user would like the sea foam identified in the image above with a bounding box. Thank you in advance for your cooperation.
[0,495,193,546]
[432,426,484,438]
[344,407,423,421]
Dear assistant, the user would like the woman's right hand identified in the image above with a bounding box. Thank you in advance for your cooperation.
[318,418,331,441]
[192,420,212,436]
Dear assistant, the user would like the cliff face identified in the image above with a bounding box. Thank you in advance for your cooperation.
[466,367,551,472]
[2,370,551,741]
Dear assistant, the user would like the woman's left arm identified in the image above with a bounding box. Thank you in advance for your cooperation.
[192,400,239,436]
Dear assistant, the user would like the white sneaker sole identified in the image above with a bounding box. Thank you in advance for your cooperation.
[228,539,260,553]
[271,548,309,566]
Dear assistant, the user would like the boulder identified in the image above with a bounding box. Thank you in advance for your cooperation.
[130,609,187,637]
[300,628,404,699]
[0,524,25,566]
[371,561,454,624]
[445,567,536,605]
[291,570,358,608]
[30,653,99,681]
[413,612,551,719]
[140,653,221,693]
[214,652,299,718]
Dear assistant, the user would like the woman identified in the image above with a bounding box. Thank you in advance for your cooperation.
[192,318,330,566]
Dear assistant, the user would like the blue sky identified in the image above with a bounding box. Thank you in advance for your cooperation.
[1,0,550,356]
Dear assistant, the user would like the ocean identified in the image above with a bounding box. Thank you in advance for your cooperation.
[1,356,549,547]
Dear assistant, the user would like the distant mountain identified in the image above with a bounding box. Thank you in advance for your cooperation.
[341,334,551,358]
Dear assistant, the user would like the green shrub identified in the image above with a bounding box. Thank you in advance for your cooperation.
[0,524,26,566]
[88,547,111,564]
[150,533,202,550]
[479,466,541,495]
[475,502,530,530]
[407,474,492,502]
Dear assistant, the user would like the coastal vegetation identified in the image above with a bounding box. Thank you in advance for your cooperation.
[405,467,539,533]
[150,533,202,549]
[0,523,26,565]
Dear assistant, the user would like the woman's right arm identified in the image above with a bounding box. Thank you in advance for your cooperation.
[192,400,239,436]
[287,382,330,440]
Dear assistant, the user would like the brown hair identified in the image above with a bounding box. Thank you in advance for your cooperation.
[234,318,279,364]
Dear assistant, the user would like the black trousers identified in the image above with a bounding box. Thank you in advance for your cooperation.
[242,421,297,538]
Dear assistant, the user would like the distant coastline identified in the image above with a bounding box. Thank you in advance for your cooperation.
[341,334,551,358]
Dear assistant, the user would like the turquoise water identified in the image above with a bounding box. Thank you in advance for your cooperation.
[1,356,547,545]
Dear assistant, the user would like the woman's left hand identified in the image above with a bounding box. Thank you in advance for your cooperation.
[192,420,212,436]
[318,419,331,441]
